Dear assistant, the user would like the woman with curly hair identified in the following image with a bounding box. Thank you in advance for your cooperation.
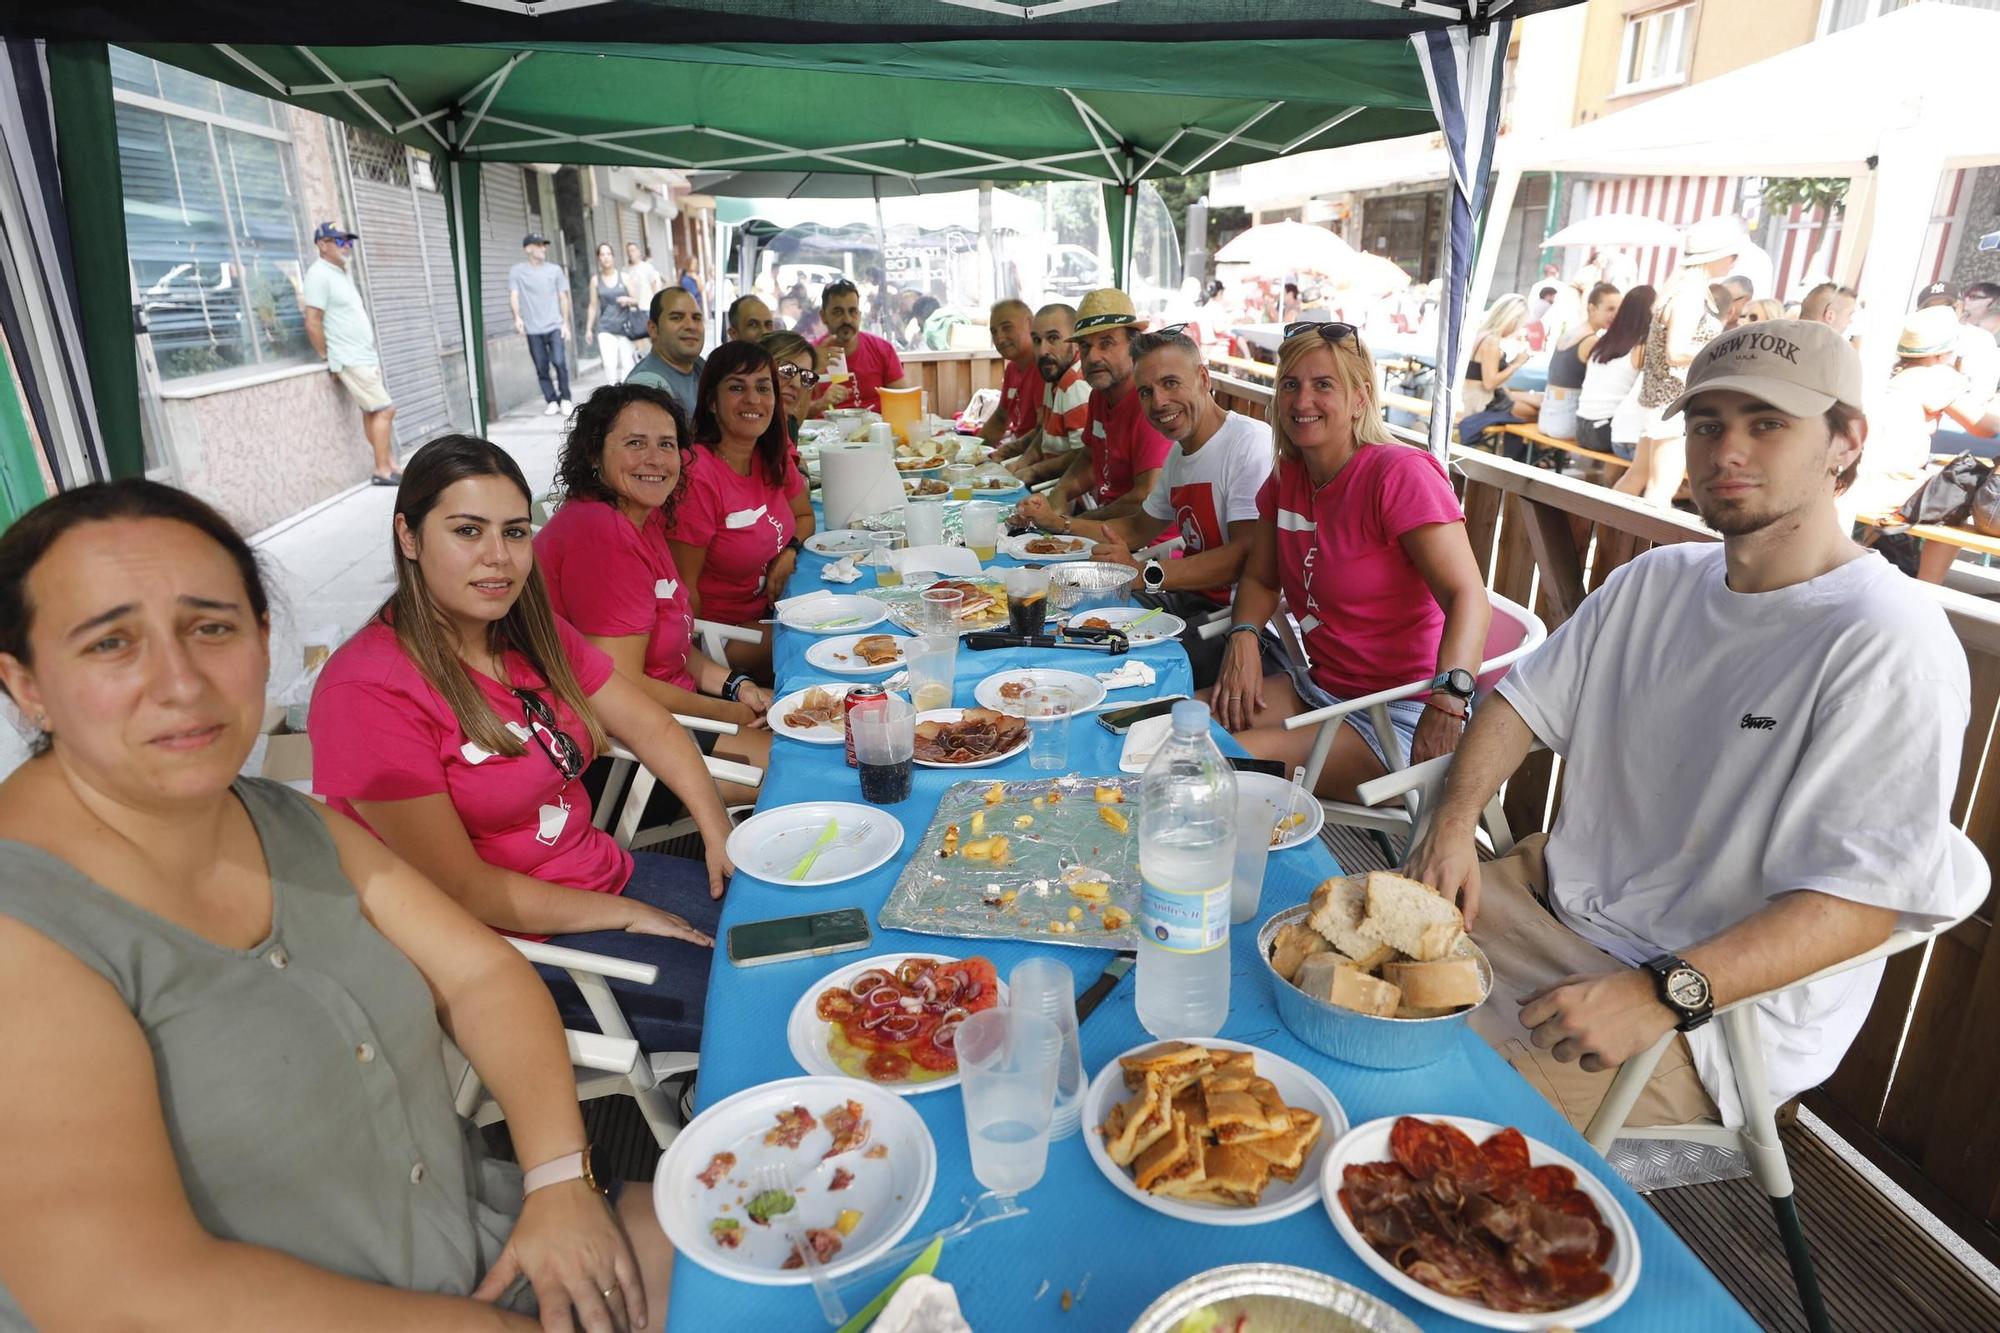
[666,341,815,679]
[536,383,771,798]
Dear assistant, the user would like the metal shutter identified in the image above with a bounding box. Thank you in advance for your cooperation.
[347,129,454,444]
[482,166,532,333]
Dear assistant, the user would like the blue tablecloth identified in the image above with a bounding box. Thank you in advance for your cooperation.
[666,537,1754,1332]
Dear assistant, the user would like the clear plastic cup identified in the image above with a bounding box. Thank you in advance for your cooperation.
[1024,689,1070,772]
[905,633,958,713]
[919,586,964,635]
[957,1008,1062,1196]
[961,501,1000,561]
[1006,959,1086,1141]
[1230,786,1283,923]
[851,695,914,805]
[868,531,907,588]
[905,498,947,547]
[945,463,975,501]
[1001,566,1051,637]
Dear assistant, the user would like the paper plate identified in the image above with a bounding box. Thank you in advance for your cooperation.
[804,529,878,558]
[777,596,890,635]
[1082,1037,1347,1228]
[1235,769,1325,852]
[804,632,909,676]
[654,1075,936,1287]
[1322,1115,1641,1330]
[1061,604,1187,648]
[726,802,906,887]
[768,683,858,745]
[973,667,1106,718]
[911,708,1027,769]
[999,532,1093,561]
[785,952,1009,1097]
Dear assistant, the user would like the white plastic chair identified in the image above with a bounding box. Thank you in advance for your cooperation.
[1358,755,1988,1333]
[594,736,760,852]
[694,616,761,666]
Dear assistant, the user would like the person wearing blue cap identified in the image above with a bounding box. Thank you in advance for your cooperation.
[509,233,574,417]
[302,222,399,484]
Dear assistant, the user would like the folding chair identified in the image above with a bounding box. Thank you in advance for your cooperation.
[1358,756,1989,1333]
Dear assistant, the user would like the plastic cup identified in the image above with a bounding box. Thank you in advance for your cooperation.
[1230,786,1283,923]
[867,421,895,448]
[905,498,946,548]
[919,586,964,635]
[1006,959,1086,1141]
[851,695,914,805]
[961,501,1000,561]
[957,1008,1062,1196]
[1002,566,1051,637]
[906,633,958,713]
[945,463,975,501]
[1024,690,1070,772]
[868,532,906,588]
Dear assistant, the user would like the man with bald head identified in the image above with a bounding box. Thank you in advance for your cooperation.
[982,299,1040,454]
[726,295,775,344]
[1800,282,1857,336]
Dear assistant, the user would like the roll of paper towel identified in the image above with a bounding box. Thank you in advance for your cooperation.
[819,442,904,531]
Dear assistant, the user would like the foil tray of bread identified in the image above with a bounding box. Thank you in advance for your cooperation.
[877,776,1142,948]
[1258,870,1492,1071]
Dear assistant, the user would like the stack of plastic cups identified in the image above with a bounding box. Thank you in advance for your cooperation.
[1006,957,1086,1140]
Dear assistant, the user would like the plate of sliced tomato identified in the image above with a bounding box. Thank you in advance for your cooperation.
[785,953,1006,1096]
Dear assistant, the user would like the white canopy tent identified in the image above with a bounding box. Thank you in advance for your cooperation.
[1488,2,2000,383]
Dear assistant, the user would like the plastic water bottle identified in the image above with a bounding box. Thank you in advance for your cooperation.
[1135,700,1238,1040]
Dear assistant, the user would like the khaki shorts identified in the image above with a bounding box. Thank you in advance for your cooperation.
[334,363,393,413]
[1468,834,1720,1132]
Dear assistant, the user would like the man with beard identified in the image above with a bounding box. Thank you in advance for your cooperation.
[1016,288,1170,525]
[1054,327,1272,687]
[981,300,1041,454]
[1405,320,1983,1133]
[1003,303,1090,484]
[816,279,909,411]
[627,287,707,413]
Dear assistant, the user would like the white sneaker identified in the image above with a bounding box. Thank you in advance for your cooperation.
[558,399,574,415]
[542,400,560,416]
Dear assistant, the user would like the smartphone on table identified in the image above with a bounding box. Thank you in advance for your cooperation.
[1228,756,1288,778]
[726,908,873,967]
[1095,695,1189,735]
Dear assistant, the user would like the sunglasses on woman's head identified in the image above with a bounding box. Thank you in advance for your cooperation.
[1283,320,1359,343]
[511,687,583,783]
[776,365,822,387]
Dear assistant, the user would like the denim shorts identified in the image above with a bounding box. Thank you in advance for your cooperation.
[1274,651,1429,771]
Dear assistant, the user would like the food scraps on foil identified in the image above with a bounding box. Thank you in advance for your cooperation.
[878,776,1142,949]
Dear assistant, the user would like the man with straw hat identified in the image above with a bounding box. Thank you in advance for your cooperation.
[1015,288,1171,529]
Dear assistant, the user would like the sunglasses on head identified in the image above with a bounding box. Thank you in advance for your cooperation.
[1153,322,1192,338]
[511,687,583,783]
[1283,320,1359,343]
[777,365,822,387]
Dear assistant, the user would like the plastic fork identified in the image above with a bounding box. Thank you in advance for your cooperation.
[750,1161,846,1324]
[785,820,841,881]
[832,1190,1028,1293]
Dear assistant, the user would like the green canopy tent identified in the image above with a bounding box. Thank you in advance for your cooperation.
[0,1,1571,473]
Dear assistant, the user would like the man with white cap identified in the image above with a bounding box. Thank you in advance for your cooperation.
[1407,319,1984,1133]
[1616,214,1739,504]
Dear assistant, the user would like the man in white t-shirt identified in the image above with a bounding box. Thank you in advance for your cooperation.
[1053,327,1272,687]
[1408,319,1985,1132]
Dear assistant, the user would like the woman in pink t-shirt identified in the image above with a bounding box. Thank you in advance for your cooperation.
[537,383,772,802]
[310,435,734,1055]
[1211,324,1490,801]
[666,341,815,682]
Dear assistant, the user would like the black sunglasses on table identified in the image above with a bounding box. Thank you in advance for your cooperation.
[1283,320,1360,344]
[511,687,584,783]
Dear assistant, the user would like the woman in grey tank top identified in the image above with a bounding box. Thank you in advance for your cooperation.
[0,482,669,1330]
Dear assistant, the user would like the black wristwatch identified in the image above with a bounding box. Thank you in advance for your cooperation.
[721,671,753,703]
[1643,955,1714,1032]
[1429,668,1476,702]
[784,537,804,556]
[1141,558,1166,592]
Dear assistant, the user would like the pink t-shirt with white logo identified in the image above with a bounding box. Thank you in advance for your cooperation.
[536,496,696,691]
[1257,444,1463,698]
[816,331,904,413]
[667,445,806,625]
[1085,382,1172,506]
[308,617,631,938]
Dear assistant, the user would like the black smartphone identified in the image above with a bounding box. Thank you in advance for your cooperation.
[726,908,873,967]
[1229,756,1288,779]
[1095,695,1189,735]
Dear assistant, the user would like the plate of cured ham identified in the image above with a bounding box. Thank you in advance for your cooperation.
[912,708,1028,768]
[1323,1115,1640,1330]
[786,953,1006,1095]
[768,684,856,744]
[655,1075,936,1286]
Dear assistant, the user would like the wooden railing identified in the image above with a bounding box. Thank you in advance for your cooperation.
[900,349,1006,419]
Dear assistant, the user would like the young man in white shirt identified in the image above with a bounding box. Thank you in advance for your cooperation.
[1051,327,1272,687]
[1408,319,1985,1132]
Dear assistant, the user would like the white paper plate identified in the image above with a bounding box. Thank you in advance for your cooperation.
[1082,1037,1347,1228]
[726,802,906,887]
[768,683,858,745]
[999,532,1093,561]
[1061,604,1187,648]
[778,596,890,635]
[804,632,908,676]
[911,708,1028,769]
[804,529,878,558]
[1321,1115,1641,1330]
[968,477,1026,499]
[654,1075,937,1287]
[1235,769,1325,852]
[785,953,1009,1097]
[973,668,1106,718]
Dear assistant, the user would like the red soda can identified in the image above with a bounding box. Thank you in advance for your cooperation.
[843,684,889,769]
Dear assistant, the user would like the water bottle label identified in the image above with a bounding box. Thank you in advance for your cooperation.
[1138,876,1231,954]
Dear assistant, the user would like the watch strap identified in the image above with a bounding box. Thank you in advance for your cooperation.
[722,671,752,702]
[522,1149,591,1195]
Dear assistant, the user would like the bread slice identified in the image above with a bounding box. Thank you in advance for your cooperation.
[1171,1143,1270,1206]
[1382,956,1484,1009]
[1103,1073,1173,1166]
[1318,963,1403,1018]
[1306,876,1399,970]
[1268,921,1330,982]
[1358,871,1464,962]
[1238,1107,1324,1181]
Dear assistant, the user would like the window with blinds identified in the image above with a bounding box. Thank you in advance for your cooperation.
[110,48,312,382]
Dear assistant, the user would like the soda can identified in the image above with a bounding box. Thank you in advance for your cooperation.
[843,684,889,769]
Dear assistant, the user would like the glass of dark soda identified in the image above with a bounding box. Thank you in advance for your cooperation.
[852,695,915,804]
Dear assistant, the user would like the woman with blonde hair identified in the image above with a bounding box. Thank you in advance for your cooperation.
[1462,294,1543,422]
[1211,323,1489,800]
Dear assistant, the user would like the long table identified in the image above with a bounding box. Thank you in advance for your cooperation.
[665,524,1756,1332]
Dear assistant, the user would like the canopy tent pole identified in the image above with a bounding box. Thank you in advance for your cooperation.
[442,135,488,436]
[1412,16,1513,462]
[1854,128,1950,388]
[1464,165,1523,350]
